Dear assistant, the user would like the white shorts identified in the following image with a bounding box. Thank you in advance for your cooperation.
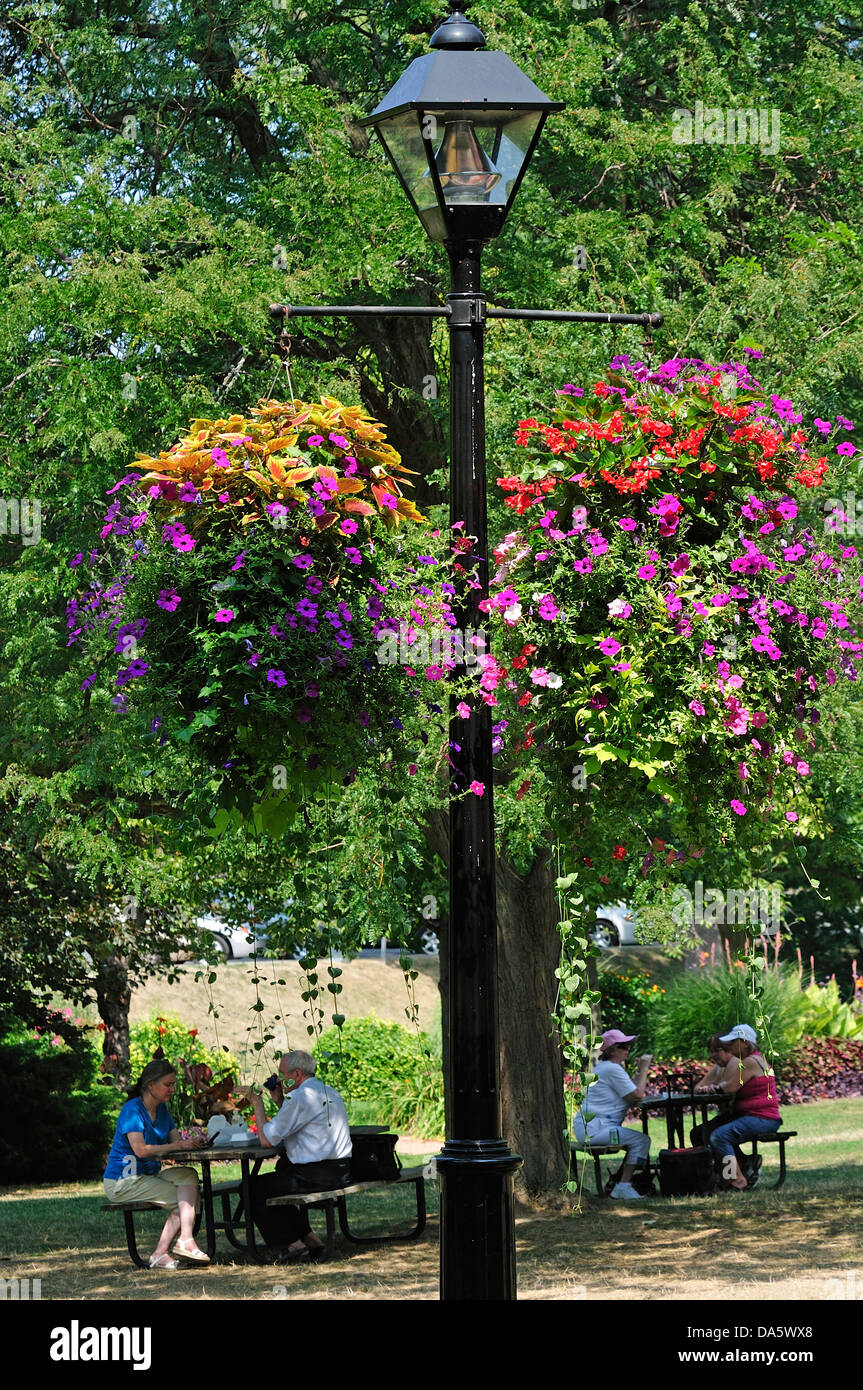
[103,1166,200,1210]
[572,1116,651,1166]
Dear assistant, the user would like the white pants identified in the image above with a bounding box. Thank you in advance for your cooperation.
[573,1116,651,1167]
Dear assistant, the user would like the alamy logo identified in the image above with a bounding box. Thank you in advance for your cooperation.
[0,496,41,546]
[672,102,781,156]
[671,881,781,932]
[0,1277,41,1300]
[376,624,486,668]
[50,1321,152,1371]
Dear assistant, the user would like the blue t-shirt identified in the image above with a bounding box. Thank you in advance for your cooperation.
[104,1098,175,1180]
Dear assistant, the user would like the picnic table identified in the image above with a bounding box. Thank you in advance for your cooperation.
[104,1129,432,1266]
[636,1090,734,1149]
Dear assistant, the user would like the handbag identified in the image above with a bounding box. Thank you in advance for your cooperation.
[658,1145,716,1196]
[349,1132,402,1182]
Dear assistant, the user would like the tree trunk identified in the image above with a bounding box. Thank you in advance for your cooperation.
[497,853,569,1201]
[424,809,569,1201]
[94,950,132,1085]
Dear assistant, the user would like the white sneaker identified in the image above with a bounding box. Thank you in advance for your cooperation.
[610,1181,643,1200]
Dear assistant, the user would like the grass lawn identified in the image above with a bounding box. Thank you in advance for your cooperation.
[1,1098,861,1301]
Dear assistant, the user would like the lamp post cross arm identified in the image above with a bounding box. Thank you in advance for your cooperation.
[269,302,663,327]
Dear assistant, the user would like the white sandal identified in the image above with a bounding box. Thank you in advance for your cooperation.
[173,1239,210,1263]
[149,1253,179,1269]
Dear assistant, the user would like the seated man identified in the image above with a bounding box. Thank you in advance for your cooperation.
[236,1050,352,1262]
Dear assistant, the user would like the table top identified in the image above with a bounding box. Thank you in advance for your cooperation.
[637,1091,734,1109]
[161,1140,275,1162]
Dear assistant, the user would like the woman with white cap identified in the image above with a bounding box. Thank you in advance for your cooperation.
[704,1023,780,1190]
[573,1028,653,1199]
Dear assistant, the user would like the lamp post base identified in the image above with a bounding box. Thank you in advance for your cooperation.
[436,1141,523,1300]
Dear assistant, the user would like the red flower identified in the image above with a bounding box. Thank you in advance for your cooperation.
[516,780,532,801]
[612,845,627,859]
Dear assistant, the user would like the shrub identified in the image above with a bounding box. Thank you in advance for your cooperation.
[647,964,810,1062]
[126,1014,241,1128]
[598,965,665,1049]
[315,1016,443,1137]
[0,1027,115,1182]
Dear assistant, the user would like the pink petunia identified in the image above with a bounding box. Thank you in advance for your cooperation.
[730,800,747,815]
[469,781,485,796]
[214,609,235,623]
[599,637,621,657]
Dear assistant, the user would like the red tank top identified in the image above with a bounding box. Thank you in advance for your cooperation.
[734,1053,780,1120]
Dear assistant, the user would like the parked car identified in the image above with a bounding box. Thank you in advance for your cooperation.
[196,915,268,961]
[591,903,638,949]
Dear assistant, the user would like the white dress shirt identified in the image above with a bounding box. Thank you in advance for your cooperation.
[262,1077,352,1164]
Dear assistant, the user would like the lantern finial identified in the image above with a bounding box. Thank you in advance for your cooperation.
[430,6,486,50]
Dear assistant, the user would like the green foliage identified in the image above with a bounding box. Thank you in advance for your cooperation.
[598,964,666,1050]
[0,1027,114,1183]
[649,963,815,1062]
[798,978,863,1040]
[127,1012,240,1128]
[314,1015,443,1135]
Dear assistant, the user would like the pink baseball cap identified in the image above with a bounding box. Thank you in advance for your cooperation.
[600,1029,637,1049]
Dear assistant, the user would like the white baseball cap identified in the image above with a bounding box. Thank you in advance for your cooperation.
[719,1023,757,1045]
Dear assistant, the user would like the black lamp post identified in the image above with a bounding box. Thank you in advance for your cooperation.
[360,4,562,1304]
[269,2,661,1301]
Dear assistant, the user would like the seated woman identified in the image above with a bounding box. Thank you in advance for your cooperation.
[103,1059,210,1268]
[572,1028,652,1200]
[689,1034,733,1147]
[703,1023,780,1190]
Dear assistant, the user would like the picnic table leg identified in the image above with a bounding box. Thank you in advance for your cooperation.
[593,1151,605,1197]
[199,1163,217,1261]
[336,1184,427,1245]
[771,1139,788,1189]
[239,1156,267,1262]
[122,1209,150,1269]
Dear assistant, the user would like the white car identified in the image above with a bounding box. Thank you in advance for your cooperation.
[591,903,638,949]
[196,915,268,961]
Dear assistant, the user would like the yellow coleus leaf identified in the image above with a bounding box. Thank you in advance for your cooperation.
[245,470,270,487]
[268,460,286,484]
[396,498,426,522]
[263,435,299,454]
[282,467,315,485]
[336,477,365,494]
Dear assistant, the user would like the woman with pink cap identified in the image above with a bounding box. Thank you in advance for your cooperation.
[573,1029,653,1199]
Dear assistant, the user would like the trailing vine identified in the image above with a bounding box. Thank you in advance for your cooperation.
[553,849,600,1209]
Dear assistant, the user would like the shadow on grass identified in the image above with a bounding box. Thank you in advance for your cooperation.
[3,1161,861,1301]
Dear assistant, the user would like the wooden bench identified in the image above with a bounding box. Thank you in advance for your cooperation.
[569,1142,626,1198]
[737,1130,797,1189]
[265,1165,429,1256]
[100,1201,205,1269]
